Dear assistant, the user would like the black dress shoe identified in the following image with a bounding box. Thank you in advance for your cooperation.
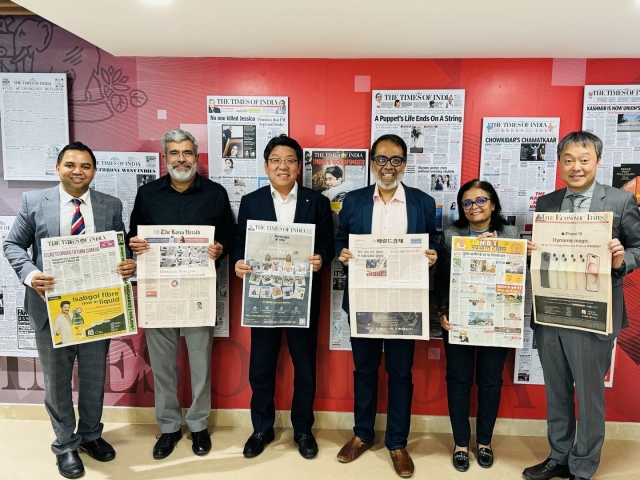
[452,448,469,472]
[56,451,85,479]
[153,430,182,459]
[477,444,493,468]
[523,458,571,480]
[243,429,275,458]
[294,432,318,459]
[569,476,589,480]
[191,429,211,456]
[79,437,116,462]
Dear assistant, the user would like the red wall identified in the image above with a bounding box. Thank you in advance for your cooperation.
[2,17,640,422]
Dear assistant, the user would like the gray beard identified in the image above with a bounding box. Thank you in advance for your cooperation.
[167,163,197,182]
[374,171,404,191]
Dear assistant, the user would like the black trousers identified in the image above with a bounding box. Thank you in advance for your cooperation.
[442,330,509,447]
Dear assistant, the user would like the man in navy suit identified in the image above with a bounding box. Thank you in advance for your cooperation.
[234,135,334,459]
[335,134,438,478]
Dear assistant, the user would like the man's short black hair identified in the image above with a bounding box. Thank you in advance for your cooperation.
[263,134,303,162]
[371,134,407,160]
[60,300,71,308]
[57,142,97,168]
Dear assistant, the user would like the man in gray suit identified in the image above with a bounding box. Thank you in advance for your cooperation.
[523,131,640,480]
[3,142,136,479]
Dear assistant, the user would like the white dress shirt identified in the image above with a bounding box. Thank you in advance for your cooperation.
[270,182,298,223]
[371,183,408,234]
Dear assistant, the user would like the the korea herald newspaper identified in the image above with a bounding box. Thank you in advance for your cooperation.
[42,231,136,348]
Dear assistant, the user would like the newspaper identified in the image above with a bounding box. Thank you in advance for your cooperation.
[91,151,160,229]
[0,73,69,181]
[479,118,560,230]
[42,231,136,348]
[582,85,640,186]
[348,234,430,340]
[531,212,613,334]
[207,95,289,219]
[448,236,527,348]
[613,163,640,204]
[329,259,350,350]
[371,89,465,229]
[0,217,37,357]
[136,225,216,328]
[514,327,616,387]
[214,256,229,337]
[241,220,315,328]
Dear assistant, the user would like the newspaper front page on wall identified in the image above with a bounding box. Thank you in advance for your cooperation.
[42,231,137,348]
[0,72,69,181]
[91,152,160,229]
[207,95,288,219]
[0,217,36,357]
[302,148,369,350]
[348,234,430,340]
[137,225,216,328]
[241,221,315,328]
[371,89,464,229]
[448,236,527,348]
[479,118,560,230]
[583,85,640,188]
[531,212,613,334]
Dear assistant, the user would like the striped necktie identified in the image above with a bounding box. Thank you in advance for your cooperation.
[71,198,85,235]
[568,194,586,213]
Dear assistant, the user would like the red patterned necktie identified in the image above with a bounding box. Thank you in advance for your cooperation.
[71,198,85,235]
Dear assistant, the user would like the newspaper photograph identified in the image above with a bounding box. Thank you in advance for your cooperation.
[348,234,430,340]
[371,89,465,229]
[448,236,527,348]
[42,231,136,348]
[582,86,640,186]
[0,216,37,357]
[207,95,289,219]
[479,118,560,230]
[514,327,616,387]
[531,212,613,334]
[612,163,640,205]
[91,151,160,229]
[0,72,69,181]
[241,220,315,328]
[329,259,351,350]
[137,225,216,328]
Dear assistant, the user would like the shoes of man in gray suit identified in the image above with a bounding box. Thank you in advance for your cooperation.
[522,458,571,479]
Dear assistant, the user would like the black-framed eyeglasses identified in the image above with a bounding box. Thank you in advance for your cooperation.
[461,197,490,210]
[373,155,405,167]
[268,158,298,166]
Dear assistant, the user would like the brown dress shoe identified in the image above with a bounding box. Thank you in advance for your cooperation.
[389,448,414,478]
[336,436,373,463]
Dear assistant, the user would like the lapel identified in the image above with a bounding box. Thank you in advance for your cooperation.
[90,189,108,232]
[547,188,566,212]
[361,185,375,234]
[42,186,60,237]
[259,186,278,221]
[404,184,417,233]
[589,182,606,212]
[293,186,311,224]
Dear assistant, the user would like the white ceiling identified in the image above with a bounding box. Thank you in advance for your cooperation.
[13,0,640,58]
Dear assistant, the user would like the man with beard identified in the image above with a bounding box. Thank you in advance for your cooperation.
[128,129,234,459]
[335,134,438,478]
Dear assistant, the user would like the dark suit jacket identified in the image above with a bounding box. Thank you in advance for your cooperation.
[335,183,439,314]
[233,185,335,311]
[3,186,127,331]
[534,182,640,338]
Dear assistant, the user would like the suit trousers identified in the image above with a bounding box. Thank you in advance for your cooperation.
[442,330,509,447]
[350,336,415,450]
[249,319,319,434]
[146,326,214,433]
[35,320,109,455]
[535,325,614,479]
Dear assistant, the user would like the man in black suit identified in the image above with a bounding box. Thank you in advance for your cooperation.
[208,99,221,113]
[234,134,334,459]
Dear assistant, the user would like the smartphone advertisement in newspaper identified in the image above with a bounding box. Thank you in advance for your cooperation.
[479,117,560,230]
[137,225,216,328]
[348,234,430,340]
[531,212,613,334]
[42,231,136,348]
[448,236,527,348]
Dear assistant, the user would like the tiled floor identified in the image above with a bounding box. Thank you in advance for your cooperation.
[2,419,639,479]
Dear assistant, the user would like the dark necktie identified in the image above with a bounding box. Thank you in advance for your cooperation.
[71,198,85,235]
[568,194,586,213]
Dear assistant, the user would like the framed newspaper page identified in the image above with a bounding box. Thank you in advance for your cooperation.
[348,234,430,340]
[42,231,136,348]
[241,220,315,328]
[531,212,613,334]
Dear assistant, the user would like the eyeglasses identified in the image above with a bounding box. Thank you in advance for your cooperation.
[268,158,298,166]
[461,197,490,210]
[167,150,195,160]
[373,155,405,167]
